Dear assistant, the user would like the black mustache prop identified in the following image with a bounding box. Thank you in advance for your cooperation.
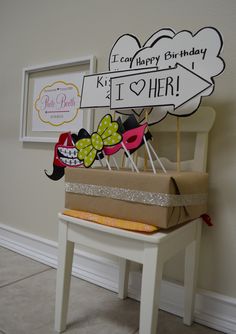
[44,165,65,181]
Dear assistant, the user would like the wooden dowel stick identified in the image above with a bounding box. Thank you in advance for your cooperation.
[144,109,149,171]
[176,117,181,172]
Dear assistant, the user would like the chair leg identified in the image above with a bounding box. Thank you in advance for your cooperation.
[55,220,75,332]
[183,221,202,325]
[139,244,163,334]
[118,258,130,299]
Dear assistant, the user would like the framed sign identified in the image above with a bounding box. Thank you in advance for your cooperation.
[20,56,96,143]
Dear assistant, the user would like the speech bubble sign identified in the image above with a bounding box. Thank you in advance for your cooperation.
[109,27,225,123]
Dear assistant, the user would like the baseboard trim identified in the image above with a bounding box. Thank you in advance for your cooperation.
[0,223,235,333]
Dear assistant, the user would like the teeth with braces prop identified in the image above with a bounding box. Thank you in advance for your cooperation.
[58,147,78,158]
[57,146,82,167]
[60,157,82,166]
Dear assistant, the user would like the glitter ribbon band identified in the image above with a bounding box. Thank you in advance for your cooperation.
[65,182,207,207]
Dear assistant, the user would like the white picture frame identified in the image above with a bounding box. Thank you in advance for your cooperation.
[20,55,96,143]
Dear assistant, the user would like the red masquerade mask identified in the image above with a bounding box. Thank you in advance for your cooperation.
[103,123,147,155]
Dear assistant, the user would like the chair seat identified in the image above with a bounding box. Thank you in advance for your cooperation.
[59,212,200,245]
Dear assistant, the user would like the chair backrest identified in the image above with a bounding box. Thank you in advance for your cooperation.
[138,106,215,172]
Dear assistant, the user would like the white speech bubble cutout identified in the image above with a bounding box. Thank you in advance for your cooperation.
[109,27,225,124]
[34,81,80,127]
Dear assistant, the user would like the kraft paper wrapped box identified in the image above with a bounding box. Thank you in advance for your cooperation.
[64,168,208,229]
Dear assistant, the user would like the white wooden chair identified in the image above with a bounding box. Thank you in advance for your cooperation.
[54,107,215,334]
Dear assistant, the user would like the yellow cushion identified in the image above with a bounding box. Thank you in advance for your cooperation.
[63,209,158,233]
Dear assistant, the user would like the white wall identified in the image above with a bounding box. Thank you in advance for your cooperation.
[0,0,236,299]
